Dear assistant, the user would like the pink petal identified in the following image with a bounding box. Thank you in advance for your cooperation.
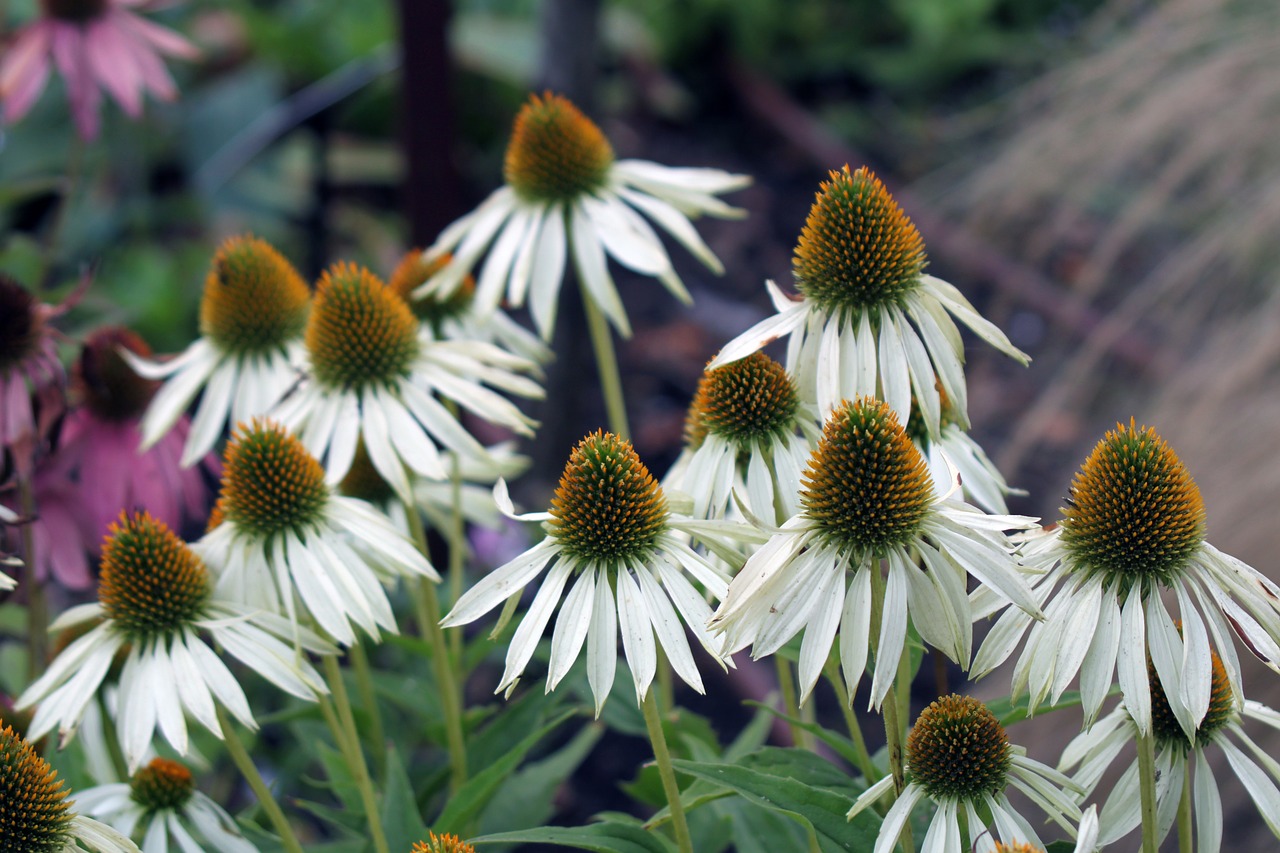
[0,373,33,447]
[40,501,94,590]
[50,25,102,139]
[119,25,178,102]
[85,18,145,116]
[0,26,53,122]
[119,12,199,59]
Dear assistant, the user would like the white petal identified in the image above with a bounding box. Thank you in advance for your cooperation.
[182,357,236,467]
[839,567,873,700]
[528,203,568,339]
[498,559,574,693]
[570,201,630,337]
[870,561,908,710]
[616,568,657,703]
[1194,748,1222,853]
[1117,591,1151,735]
[634,562,703,693]
[707,303,808,370]
[1176,581,1213,729]
[1079,588,1122,726]
[442,538,558,626]
[547,564,595,690]
[615,186,724,273]
[586,566,618,716]
[797,568,843,704]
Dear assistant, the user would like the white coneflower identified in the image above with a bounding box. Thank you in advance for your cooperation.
[709,166,1027,436]
[0,721,141,853]
[16,512,330,770]
[442,431,762,715]
[388,249,551,365]
[417,92,750,340]
[710,397,1041,708]
[126,236,311,467]
[75,757,255,853]
[194,420,438,647]
[973,420,1280,738]
[663,352,819,523]
[849,695,1083,853]
[271,261,541,502]
[1061,646,1280,851]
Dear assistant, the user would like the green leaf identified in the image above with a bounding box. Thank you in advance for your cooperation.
[481,722,604,835]
[382,747,430,852]
[673,749,878,853]
[471,822,678,853]
[433,709,576,834]
[741,701,864,769]
[985,688,1118,727]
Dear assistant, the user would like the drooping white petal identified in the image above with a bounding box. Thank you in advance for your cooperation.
[442,538,559,626]
[547,563,595,691]
[1117,591,1151,735]
[570,201,630,337]
[616,568,657,703]
[870,561,908,710]
[586,567,618,716]
[498,559,574,693]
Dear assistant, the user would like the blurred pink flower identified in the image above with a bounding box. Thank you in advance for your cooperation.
[0,275,65,481]
[2,457,93,590]
[60,327,215,549]
[0,0,198,140]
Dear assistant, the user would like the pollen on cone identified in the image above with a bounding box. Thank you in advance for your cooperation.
[691,352,799,446]
[98,511,209,640]
[387,250,476,325]
[306,262,420,391]
[907,694,1011,801]
[504,92,614,202]
[215,420,330,539]
[129,758,195,812]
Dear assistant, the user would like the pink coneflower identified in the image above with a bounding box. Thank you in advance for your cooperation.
[0,0,198,140]
[0,274,65,480]
[2,455,93,590]
[60,327,214,550]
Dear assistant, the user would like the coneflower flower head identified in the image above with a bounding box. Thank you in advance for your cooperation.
[852,695,1081,853]
[793,166,926,320]
[710,166,1027,438]
[200,236,310,359]
[1061,421,1205,596]
[665,352,817,522]
[550,431,667,568]
[128,758,194,813]
[0,723,141,853]
[389,251,476,328]
[504,92,614,203]
[412,833,476,853]
[98,512,209,641]
[0,274,43,374]
[215,419,329,540]
[308,262,419,391]
[974,419,1280,739]
[444,431,761,712]
[129,236,311,467]
[418,91,749,340]
[801,396,934,553]
[712,397,1041,709]
[19,511,330,768]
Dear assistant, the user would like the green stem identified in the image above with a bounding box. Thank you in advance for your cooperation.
[1138,729,1159,853]
[868,565,914,853]
[658,647,675,715]
[932,650,949,700]
[447,448,466,666]
[822,657,879,785]
[348,641,386,780]
[582,288,631,440]
[641,689,693,853]
[18,476,46,680]
[1178,762,1192,853]
[323,654,389,853]
[774,655,809,749]
[404,500,469,793]
[216,707,304,853]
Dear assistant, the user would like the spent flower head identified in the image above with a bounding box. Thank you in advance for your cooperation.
[417,91,750,340]
[974,419,1280,739]
[710,166,1028,438]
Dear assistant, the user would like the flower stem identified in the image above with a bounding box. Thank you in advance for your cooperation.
[641,688,693,853]
[1178,763,1192,853]
[348,640,386,780]
[822,657,879,785]
[774,655,809,749]
[216,706,304,853]
[447,447,466,665]
[17,475,46,680]
[323,654,390,853]
[1137,729,1159,853]
[403,500,469,793]
[581,287,631,440]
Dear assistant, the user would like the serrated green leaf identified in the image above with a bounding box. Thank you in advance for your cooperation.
[481,722,604,836]
[433,710,575,834]
[382,747,430,852]
[471,822,678,853]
